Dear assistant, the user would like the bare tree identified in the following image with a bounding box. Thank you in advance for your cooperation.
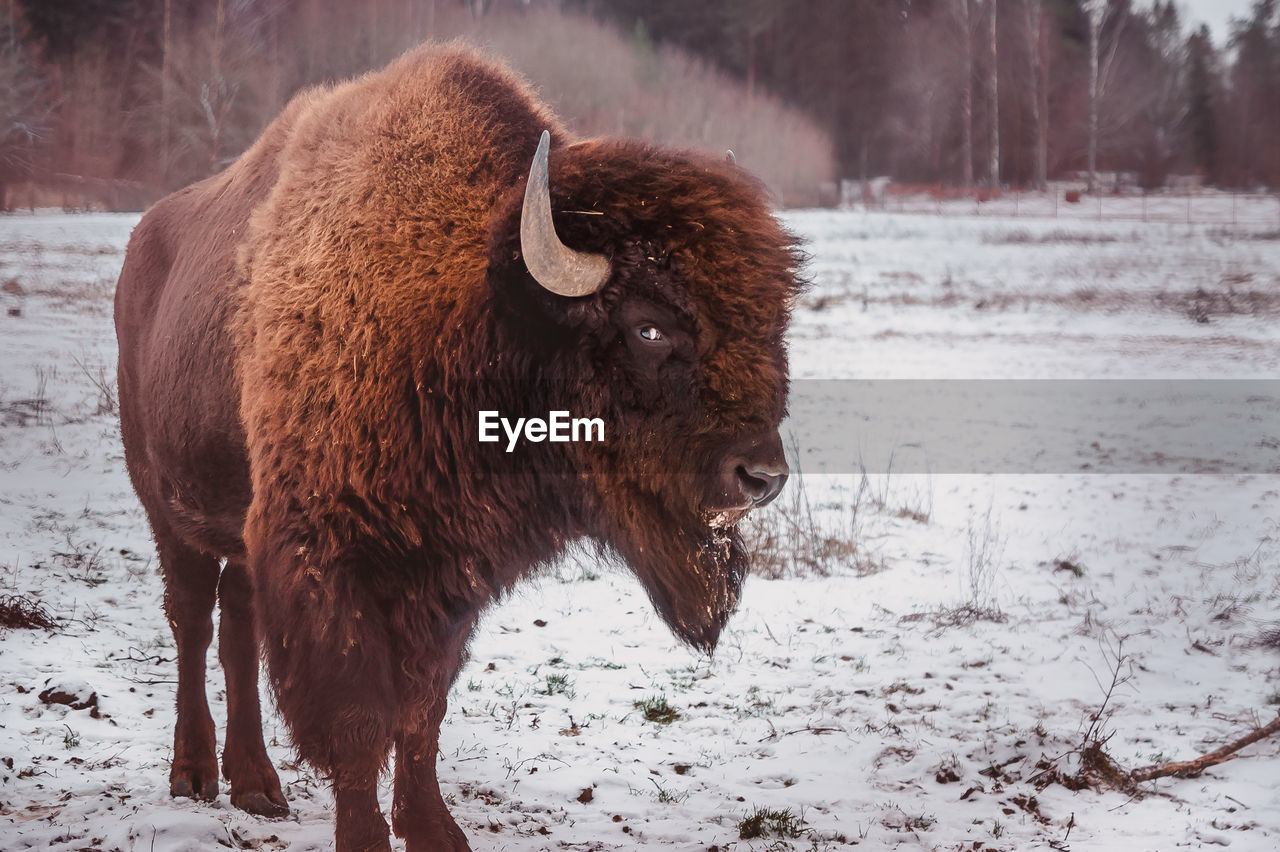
[1082,0,1130,192]
[0,0,47,209]
[152,0,286,186]
[739,0,775,101]
[953,0,974,187]
[985,0,998,186]
[203,0,229,173]
[1085,0,1104,193]
[160,0,172,184]
[1138,1,1190,187]
[1023,0,1047,189]
[893,6,967,181]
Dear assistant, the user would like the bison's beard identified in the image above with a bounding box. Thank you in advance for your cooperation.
[594,488,748,653]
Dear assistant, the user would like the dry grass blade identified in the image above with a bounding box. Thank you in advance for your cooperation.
[0,593,58,632]
[740,437,882,580]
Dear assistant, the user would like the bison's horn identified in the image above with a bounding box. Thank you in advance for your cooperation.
[520,130,611,298]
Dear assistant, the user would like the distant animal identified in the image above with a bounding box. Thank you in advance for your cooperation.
[114,43,801,851]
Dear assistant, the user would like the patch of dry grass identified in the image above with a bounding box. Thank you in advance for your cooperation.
[0,593,57,632]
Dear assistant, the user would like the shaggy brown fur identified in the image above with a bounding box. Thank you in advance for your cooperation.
[115,43,803,852]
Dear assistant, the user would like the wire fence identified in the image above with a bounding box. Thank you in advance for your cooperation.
[843,182,1280,230]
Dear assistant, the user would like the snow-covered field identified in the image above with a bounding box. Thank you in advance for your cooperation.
[1,200,1278,851]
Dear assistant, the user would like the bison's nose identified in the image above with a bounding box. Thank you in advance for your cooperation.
[735,463,788,507]
[717,430,790,510]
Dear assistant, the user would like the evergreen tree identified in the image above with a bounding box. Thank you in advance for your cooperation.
[1227,0,1279,185]
[1184,24,1217,180]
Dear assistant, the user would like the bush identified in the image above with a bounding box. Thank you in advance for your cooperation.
[465,10,835,206]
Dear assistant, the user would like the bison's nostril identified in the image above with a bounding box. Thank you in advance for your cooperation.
[735,465,787,507]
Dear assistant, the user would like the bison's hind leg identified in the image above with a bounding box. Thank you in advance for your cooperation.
[217,559,288,817]
[155,531,222,803]
[157,534,286,816]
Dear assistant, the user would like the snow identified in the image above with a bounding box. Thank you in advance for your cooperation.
[1,198,1278,850]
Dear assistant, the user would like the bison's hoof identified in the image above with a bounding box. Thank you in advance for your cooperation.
[232,788,290,818]
[170,772,218,802]
[399,818,470,852]
[405,833,469,852]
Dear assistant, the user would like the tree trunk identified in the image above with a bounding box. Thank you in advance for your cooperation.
[210,0,225,173]
[1038,2,1049,188]
[986,0,999,187]
[1087,1,1103,194]
[1025,0,1047,190]
[957,0,974,188]
[160,0,172,186]
[268,5,282,115]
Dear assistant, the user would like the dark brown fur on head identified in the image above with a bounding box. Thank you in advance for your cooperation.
[485,140,805,648]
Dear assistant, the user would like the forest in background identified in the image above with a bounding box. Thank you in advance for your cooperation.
[579,0,1278,191]
[2,0,1279,210]
[1,0,837,209]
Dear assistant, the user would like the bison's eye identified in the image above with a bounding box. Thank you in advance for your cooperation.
[619,301,679,365]
[631,323,671,351]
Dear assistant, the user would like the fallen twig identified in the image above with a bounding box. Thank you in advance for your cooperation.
[758,724,845,742]
[1130,714,1280,782]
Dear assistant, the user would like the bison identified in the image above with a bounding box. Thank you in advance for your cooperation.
[114,44,802,851]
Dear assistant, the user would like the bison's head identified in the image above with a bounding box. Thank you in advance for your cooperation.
[488,132,804,652]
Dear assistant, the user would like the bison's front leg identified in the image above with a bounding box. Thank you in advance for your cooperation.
[392,689,469,852]
[252,540,400,851]
[265,623,397,851]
